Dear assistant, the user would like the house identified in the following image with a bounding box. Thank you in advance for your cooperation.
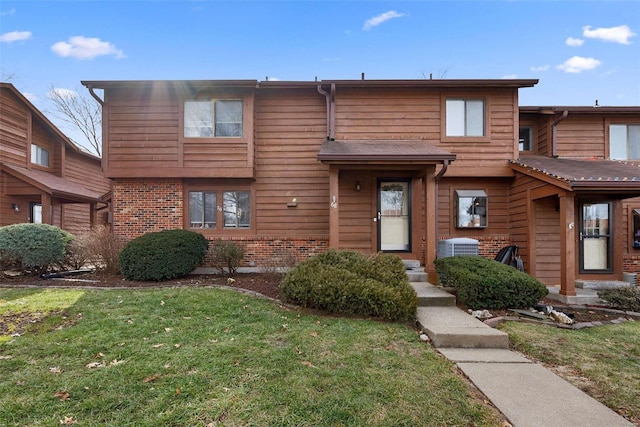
[0,82,111,235]
[80,78,640,301]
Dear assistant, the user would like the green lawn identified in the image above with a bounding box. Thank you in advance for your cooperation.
[500,320,640,425]
[0,287,503,426]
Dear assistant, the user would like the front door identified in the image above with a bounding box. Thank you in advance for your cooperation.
[579,201,612,272]
[378,180,410,251]
[30,202,42,224]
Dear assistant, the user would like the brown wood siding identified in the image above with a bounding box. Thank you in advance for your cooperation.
[0,89,29,167]
[62,204,91,235]
[534,196,561,284]
[254,89,329,237]
[437,177,510,237]
[536,116,550,156]
[64,150,110,195]
[338,171,373,252]
[508,173,537,270]
[555,116,606,158]
[334,88,518,177]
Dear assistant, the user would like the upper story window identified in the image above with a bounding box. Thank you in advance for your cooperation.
[610,124,640,160]
[446,99,485,137]
[31,144,50,167]
[184,99,243,138]
[519,126,534,151]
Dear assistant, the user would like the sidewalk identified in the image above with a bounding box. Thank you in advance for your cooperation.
[412,281,634,427]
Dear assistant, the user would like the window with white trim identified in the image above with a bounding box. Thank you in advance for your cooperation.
[455,190,488,228]
[184,99,243,138]
[610,124,640,160]
[31,144,50,167]
[446,99,485,137]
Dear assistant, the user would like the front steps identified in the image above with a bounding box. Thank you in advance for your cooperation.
[406,261,509,349]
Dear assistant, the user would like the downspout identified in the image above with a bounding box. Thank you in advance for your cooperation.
[316,83,336,140]
[551,110,568,158]
[86,84,104,107]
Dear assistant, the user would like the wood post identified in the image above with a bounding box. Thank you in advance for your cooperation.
[559,193,576,296]
[425,166,437,278]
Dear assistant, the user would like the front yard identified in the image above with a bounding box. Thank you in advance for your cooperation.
[0,287,503,426]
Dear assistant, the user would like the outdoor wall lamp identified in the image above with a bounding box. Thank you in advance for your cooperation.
[355,181,361,191]
[11,203,20,213]
[287,198,298,208]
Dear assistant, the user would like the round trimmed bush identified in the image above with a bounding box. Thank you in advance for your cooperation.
[0,223,73,274]
[119,229,208,281]
[434,255,548,310]
[280,249,417,321]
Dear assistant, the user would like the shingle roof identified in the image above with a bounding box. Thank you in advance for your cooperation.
[511,155,640,192]
[317,139,456,163]
[1,163,101,202]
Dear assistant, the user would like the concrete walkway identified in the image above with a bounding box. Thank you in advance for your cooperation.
[411,280,634,427]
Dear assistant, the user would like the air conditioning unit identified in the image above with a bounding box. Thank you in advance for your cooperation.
[437,238,479,258]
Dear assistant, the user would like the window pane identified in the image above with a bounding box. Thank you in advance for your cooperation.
[519,127,532,151]
[446,100,465,136]
[628,125,640,160]
[223,191,250,228]
[215,100,243,137]
[184,101,213,138]
[40,147,49,166]
[609,125,627,160]
[466,100,484,136]
[189,191,216,228]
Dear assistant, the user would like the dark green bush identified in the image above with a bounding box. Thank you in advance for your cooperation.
[280,249,417,321]
[434,255,548,310]
[211,239,245,277]
[119,229,208,281]
[0,223,73,275]
[598,287,640,312]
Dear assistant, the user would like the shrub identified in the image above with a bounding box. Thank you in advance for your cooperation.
[0,223,73,275]
[211,239,245,277]
[280,249,417,321]
[258,250,298,283]
[434,255,548,310]
[598,287,640,312]
[84,226,126,275]
[119,229,208,281]
[58,236,92,270]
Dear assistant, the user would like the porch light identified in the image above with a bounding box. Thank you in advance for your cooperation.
[11,203,20,213]
[287,198,298,208]
[355,181,361,191]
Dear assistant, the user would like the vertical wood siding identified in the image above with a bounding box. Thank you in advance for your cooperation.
[254,89,329,236]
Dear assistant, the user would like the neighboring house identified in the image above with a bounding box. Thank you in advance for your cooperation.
[81,78,640,301]
[0,82,111,235]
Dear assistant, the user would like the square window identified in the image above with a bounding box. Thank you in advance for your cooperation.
[189,191,217,228]
[31,144,49,167]
[455,190,488,228]
[610,124,640,160]
[215,100,243,137]
[223,191,250,228]
[184,101,213,138]
[446,99,485,137]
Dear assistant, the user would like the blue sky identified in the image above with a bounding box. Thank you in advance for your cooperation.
[1,0,639,150]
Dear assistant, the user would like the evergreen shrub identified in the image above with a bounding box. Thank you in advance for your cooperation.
[119,229,208,281]
[434,255,548,310]
[280,249,417,321]
[0,223,73,275]
[598,287,640,312]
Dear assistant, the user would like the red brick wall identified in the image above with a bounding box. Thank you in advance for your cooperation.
[623,255,640,285]
[204,236,329,268]
[433,235,511,260]
[112,178,183,239]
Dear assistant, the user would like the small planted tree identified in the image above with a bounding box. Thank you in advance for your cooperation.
[211,239,245,277]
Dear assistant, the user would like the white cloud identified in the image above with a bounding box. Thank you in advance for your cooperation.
[22,92,37,102]
[51,36,125,60]
[363,11,406,31]
[48,88,78,100]
[566,37,584,47]
[0,30,32,43]
[556,56,602,73]
[502,74,518,79]
[530,64,550,72]
[582,25,636,44]
[1,8,16,16]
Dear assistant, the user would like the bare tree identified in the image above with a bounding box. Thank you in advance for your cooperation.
[46,86,102,156]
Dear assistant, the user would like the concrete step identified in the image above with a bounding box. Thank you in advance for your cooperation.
[407,271,428,282]
[411,282,456,307]
[576,280,633,290]
[417,306,509,349]
[402,259,421,270]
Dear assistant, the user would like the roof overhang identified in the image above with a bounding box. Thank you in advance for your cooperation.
[511,156,640,195]
[1,163,101,203]
[317,139,456,165]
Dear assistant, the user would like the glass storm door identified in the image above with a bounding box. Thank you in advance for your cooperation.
[378,180,410,251]
[580,202,612,272]
[30,202,42,224]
